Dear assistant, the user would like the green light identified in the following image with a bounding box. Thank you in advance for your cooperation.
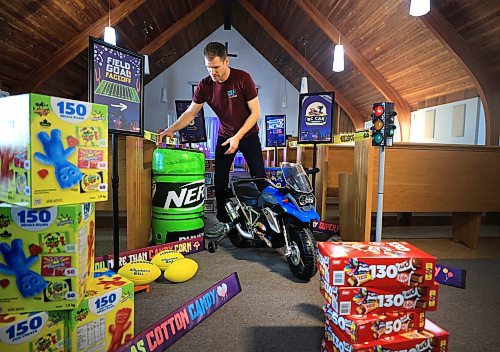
[373,132,384,144]
[386,127,395,137]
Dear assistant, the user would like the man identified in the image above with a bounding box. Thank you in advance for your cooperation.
[157,42,266,237]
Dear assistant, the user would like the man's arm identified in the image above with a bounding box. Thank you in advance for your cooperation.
[157,102,203,144]
[222,96,261,154]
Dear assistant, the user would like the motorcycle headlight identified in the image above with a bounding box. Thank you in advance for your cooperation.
[298,194,315,206]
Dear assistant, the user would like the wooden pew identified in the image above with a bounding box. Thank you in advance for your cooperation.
[339,139,500,248]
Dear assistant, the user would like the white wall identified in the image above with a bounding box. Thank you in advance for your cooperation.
[144,26,299,139]
[410,97,485,145]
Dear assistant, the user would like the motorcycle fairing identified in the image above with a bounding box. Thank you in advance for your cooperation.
[262,187,320,223]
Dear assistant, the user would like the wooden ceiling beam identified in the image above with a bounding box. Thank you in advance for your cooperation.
[417,3,499,145]
[295,0,412,141]
[239,0,364,129]
[140,0,218,55]
[14,0,146,94]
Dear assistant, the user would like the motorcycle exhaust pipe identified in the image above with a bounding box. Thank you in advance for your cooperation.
[225,201,239,221]
[236,223,254,239]
[225,201,254,239]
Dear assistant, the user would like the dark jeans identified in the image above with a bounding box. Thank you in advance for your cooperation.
[215,132,266,222]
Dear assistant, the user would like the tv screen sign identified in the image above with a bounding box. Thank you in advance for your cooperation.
[89,37,144,136]
[298,92,335,144]
[265,114,286,148]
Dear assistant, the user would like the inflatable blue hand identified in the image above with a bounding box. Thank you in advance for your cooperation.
[34,129,82,189]
[0,239,47,298]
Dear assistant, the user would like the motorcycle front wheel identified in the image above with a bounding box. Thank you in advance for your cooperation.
[286,225,318,281]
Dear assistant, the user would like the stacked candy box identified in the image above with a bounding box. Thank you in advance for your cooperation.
[318,242,448,351]
[322,319,449,352]
[0,203,95,313]
[320,277,439,315]
[323,304,425,343]
[318,241,436,288]
[0,311,66,352]
[0,93,108,208]
[66,270,134,352]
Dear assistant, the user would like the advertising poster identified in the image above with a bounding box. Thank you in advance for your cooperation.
[89,37,144,136]
[265,114,286,147]
[176,100,207,143]
[298,92,335,144]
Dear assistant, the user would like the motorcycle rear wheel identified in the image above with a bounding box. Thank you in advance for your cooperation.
[286,226,318,281]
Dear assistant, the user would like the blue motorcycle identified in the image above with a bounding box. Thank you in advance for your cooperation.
[207,162,319,281]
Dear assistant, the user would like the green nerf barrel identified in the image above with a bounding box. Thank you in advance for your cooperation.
[151,148,205,244]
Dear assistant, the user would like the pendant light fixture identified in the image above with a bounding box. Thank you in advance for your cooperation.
[409,0,430,17]
[332,24,344,72]
[143,21,153,76]
[161,88,168,103]
[300,36,308,94]
[332,44,344,72]
[282,80,287,108]
[104,0,116,45]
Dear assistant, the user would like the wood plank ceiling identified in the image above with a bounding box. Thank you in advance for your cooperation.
[0,0,498,142]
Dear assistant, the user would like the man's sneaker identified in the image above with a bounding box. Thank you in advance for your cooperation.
[205,222,231,238]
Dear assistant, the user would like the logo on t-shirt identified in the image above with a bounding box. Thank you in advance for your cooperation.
[227,89,238,99]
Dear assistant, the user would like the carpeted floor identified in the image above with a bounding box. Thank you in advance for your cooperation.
[95,223,500,352]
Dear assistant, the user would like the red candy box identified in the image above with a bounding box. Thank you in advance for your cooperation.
[323,304,425,343]
[318,242,436,288]
[321,277,439,316]
[322,319,449,352]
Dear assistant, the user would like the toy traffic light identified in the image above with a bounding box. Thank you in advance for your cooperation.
[371,102,396,147]
[371,103,386,146]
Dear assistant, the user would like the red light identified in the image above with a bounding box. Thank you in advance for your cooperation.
[282,198,289,204]
[374,105,384,117]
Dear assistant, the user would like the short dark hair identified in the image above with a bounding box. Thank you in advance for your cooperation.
[204,42,227,60]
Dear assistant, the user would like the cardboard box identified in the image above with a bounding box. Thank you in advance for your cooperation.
[318,242,436,288]
[0,93,108,208]
[321,277,439,316]
[322,319,449,352]
[323,304,425,343]
[0,203,95,314]
[0,311,66,352]
[67,271,134,352]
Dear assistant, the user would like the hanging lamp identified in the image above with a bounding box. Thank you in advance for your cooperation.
[409,0,430,17]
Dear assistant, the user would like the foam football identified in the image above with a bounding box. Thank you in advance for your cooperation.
[163,258,198,283]
[117,260,161,285]
[151,250,184,271]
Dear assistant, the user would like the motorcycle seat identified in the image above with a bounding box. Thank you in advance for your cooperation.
[234,182,261,205]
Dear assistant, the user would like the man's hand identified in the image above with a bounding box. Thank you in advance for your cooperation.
[156,129,174,146]
[221,136,241,154]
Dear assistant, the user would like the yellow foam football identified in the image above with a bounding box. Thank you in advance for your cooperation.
[151,250,184,271]
[163,258,198,283]
[117,260,161,285]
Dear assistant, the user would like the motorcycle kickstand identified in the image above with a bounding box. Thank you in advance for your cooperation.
[207,233,228,253]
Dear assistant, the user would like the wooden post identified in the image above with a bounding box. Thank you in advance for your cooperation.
[452,212,481,248]
[316,145,329,219]
[126,136,153,250]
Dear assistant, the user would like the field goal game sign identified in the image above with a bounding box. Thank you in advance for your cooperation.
[89,37,144,136]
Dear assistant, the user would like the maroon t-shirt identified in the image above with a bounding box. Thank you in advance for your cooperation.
[193,67,258,137]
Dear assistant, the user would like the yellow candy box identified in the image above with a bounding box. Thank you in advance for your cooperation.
[0,93,108,208]
[0,311,66,352]
[0,203,95,314]
[67,271,134,352]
